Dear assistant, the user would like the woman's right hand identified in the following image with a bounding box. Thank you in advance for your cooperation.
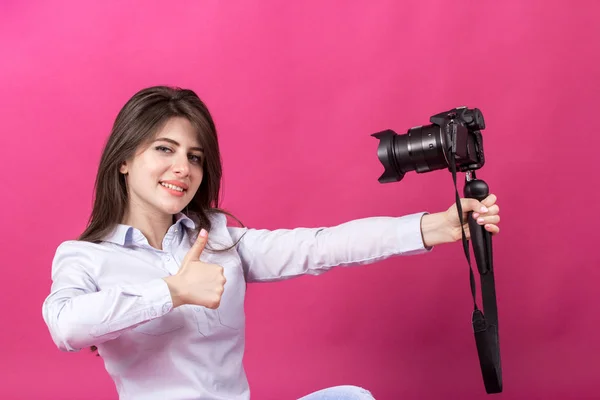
[163,229,226,309]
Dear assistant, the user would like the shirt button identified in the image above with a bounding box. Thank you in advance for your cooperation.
[150,309,157,317]
[165,256,171,262]
[162,304,171,313]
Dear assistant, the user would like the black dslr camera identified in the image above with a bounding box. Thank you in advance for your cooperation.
[371,107,502,395]
[372,106,486,183]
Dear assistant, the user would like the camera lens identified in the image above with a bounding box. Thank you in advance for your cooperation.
[372,124,449,183]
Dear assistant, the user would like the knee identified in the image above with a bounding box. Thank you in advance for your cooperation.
[325,385,376,399]
[298,384,376,400]
[346,385,375,399]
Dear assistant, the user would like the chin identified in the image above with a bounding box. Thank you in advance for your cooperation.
[159,203,187,216]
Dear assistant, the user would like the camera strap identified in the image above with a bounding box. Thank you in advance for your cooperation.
[448,150,503,394]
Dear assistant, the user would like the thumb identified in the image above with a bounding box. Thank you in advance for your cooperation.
[184,228,208,262]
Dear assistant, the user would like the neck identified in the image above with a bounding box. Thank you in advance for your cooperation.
[122,203,174,250]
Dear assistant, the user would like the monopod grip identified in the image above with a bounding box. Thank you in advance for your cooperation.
[468,211,491,275]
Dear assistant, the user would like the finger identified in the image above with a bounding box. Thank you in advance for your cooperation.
[481,194,497,208]
[475,215,500,225]
[484,224,499,235]
[184,228,208,262]
[472,204,499,220]
[485,204,499,216]
[462,198,488,214]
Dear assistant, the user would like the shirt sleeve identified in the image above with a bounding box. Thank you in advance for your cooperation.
[41,241,174,352]
[226,212,433,283]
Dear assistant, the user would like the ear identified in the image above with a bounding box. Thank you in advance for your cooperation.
[119,161,128,175]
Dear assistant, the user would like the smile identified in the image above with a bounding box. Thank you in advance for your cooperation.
[160,182,186,192]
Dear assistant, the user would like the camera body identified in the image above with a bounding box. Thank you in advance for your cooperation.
[372,106,486,183]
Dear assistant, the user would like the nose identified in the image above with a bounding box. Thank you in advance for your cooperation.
[172,154,190,176]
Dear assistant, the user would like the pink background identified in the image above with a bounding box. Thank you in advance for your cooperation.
[1,1,599,399]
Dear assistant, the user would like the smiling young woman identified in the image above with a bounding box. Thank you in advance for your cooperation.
[41,86,501,400]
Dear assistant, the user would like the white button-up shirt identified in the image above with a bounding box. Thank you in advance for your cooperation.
[42,211,431,399]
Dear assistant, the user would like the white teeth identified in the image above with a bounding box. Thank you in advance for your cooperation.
[160,182,184,192]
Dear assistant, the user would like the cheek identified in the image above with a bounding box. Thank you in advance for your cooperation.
[193,167,204,187]
[144,158,170,180]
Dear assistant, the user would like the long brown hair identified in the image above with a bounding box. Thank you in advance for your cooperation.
[80,85,243,354]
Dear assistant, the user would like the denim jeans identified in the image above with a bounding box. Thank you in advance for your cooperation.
[297,385,375,400]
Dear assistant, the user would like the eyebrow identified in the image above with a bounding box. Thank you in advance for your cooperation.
[154,137,203,152]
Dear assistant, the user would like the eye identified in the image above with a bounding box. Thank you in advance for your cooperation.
[155,145,173,153]
[189,154,203,164]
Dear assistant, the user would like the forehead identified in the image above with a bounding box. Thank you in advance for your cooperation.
[153,117,201,147]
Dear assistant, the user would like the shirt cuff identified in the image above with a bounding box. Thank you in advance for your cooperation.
[140,278,174,318]
[90,279,174,337]
[396,212,434,254]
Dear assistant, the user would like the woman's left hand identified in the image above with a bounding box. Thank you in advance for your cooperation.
[444,194,501,242]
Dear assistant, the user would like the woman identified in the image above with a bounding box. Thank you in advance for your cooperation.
[42,86,500,400]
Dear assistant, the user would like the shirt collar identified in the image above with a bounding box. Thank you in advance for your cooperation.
[102,212,196,246]
[174,212,196,230]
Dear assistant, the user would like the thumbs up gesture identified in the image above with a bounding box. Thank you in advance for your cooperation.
[163,229,226,309]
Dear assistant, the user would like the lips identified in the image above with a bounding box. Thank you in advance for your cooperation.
[159,180,189,191]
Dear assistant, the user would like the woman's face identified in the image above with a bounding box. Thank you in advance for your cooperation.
[120,116,204,218]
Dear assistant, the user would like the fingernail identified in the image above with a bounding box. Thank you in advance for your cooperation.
[481,206,488,212]
[477,218,485,224]
[200,229,207,237]
[472,213,480,219]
